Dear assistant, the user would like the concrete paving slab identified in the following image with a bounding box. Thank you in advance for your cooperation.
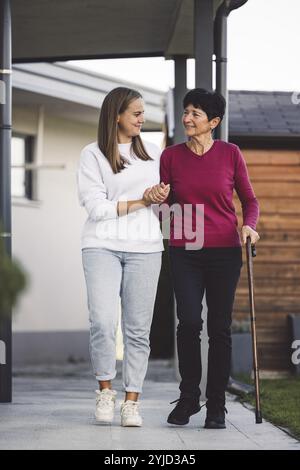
[0,362,299,450]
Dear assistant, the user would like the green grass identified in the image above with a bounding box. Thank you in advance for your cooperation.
[233,375,300,440]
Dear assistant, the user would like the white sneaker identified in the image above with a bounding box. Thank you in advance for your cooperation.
[120,400,143,427]
[95,388,117,423]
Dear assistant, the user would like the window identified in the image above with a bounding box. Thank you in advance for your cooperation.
[11,135,34,200]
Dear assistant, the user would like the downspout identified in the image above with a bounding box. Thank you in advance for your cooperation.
[0,0,12,402]
[214,0,248,141]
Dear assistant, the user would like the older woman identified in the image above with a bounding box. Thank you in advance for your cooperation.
[152,88,259,429]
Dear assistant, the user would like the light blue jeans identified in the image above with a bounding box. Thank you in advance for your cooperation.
[82,248,162,393]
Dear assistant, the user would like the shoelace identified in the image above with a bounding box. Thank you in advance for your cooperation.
[96,393,115,408]
[206,402,228,414]
[170,398,227,414]
[122,401,140,416]
[169,397,201,413]
[170,398,180,405]
[170,397,201,405]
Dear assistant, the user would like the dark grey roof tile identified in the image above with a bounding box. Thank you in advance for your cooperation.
[228,90,300,137]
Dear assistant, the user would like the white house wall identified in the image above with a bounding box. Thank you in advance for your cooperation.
[12,107,94,336]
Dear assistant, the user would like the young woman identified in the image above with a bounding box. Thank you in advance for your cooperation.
[151,88,260,429]
[77,87,169,427]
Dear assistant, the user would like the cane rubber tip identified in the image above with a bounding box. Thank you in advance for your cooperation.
[256,412,263,424]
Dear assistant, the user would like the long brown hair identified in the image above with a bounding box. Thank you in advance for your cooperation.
[98,87,152,174]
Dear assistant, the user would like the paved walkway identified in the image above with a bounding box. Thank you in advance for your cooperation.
[0,361,299,450]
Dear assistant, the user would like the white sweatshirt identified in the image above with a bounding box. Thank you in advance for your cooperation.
[77,140,164,253]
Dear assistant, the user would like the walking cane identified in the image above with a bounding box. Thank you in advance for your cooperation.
[246,236,262,424]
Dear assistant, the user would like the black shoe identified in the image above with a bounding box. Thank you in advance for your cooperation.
[204,404,228,429]
[167,395,201,425]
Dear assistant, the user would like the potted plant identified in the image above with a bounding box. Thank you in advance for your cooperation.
[0,225,27,316]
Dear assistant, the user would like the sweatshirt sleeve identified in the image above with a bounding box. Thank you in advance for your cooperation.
[234,146,259,230]
[77,147,118,221]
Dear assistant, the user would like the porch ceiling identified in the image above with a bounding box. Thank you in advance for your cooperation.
[11,0,222,63]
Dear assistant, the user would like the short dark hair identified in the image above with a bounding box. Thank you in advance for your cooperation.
[183,88,226,122]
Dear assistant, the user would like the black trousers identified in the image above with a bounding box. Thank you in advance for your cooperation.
[169,246,243,406]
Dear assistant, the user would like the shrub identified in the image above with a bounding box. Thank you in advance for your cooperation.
[0,226,27,315]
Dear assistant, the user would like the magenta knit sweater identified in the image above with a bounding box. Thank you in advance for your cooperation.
[159,140,259,248]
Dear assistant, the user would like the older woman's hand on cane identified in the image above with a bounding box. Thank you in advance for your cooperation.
[241,225,260,245]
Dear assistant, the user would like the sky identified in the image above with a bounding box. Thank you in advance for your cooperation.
[68,0,300,93]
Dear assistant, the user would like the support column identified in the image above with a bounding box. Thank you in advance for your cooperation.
[194,0,214,401]
[0,0,12,403]
[194,0,214,90]
[172,56,187,380]
[173,56,187,144]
